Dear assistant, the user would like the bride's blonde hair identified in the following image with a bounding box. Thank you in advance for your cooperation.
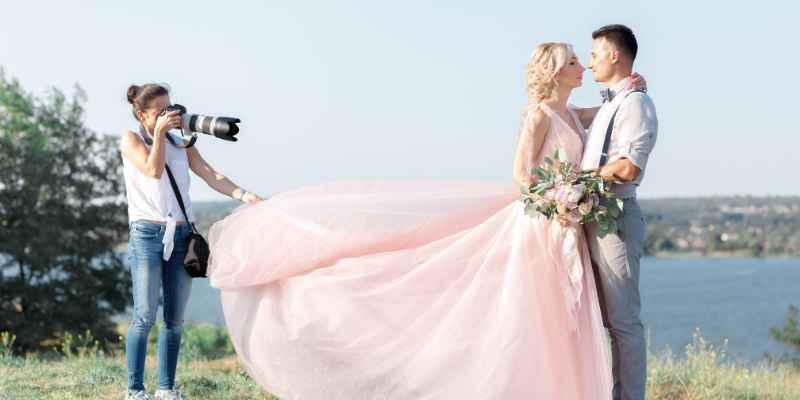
[526,42,574,103]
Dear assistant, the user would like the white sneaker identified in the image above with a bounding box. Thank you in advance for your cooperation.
[126,391,152,400]
[154,389,186,400]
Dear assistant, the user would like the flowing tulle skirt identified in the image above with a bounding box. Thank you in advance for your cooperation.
[208,181,612,399]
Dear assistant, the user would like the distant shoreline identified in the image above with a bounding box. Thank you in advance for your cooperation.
[650,251,800,260]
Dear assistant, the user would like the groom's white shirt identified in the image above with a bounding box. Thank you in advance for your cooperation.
[580,77,658,198]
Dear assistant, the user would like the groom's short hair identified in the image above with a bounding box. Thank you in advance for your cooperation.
[592,24,638,61]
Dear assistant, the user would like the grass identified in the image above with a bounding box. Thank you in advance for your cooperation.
[2,326,800,399]
[0,323,277,400]
[646,330,800,399]
[0,354,276,400]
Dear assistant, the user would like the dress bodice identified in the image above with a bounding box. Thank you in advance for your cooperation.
[530,102,585,168]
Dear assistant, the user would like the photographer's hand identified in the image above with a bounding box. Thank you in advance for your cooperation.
[121,112,180,180]
[238,190,264,204]
[154,111,182,137]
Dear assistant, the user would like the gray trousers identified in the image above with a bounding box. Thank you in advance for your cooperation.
[585,198,646,400]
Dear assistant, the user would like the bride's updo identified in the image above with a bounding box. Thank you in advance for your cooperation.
[526,42,574,103]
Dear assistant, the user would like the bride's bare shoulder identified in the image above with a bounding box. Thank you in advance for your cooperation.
[524,106,550,133]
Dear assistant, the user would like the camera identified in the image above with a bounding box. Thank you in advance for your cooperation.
[162,104,241,142]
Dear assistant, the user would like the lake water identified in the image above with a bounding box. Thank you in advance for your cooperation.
[181,257,800,363]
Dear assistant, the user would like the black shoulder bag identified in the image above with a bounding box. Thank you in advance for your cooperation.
[164,164,210,278]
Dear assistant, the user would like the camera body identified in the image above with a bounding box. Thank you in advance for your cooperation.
[163,103,240,142]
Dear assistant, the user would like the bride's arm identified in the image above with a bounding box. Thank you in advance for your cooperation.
[575,107,601,129]
[512,109,550,188]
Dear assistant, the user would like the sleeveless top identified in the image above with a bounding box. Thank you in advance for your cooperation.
[122,129,195,224]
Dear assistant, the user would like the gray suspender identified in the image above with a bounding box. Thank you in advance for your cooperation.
[598,90,644,167]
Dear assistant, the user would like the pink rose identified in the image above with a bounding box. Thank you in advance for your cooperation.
[568,184,585,204]
[554,185,570,205]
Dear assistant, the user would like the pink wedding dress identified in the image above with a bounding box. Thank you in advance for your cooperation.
[208,103,612,399]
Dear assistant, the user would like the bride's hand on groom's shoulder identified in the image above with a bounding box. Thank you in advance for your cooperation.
[629,72,647,92]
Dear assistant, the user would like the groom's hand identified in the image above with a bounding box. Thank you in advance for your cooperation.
[590,168,619,183]
[598,159,641,183]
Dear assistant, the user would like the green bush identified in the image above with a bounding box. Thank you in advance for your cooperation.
[135,322,235,361]
[179,323,236,361]
[0,331,16,358]
[60,330,102,359]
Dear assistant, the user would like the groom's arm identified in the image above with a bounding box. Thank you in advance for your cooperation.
[599,93,658,183]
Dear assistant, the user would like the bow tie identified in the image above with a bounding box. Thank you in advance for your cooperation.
[600,88,615,103]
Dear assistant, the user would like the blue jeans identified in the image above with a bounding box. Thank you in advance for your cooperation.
[126,220,193,391]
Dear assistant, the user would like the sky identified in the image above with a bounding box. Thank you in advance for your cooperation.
[1,0,798,201]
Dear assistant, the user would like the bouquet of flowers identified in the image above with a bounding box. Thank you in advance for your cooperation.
[520,149,623,238]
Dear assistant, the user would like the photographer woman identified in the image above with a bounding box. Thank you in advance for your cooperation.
[119,83,262,400]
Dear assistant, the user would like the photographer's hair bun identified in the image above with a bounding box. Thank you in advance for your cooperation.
[126,85,141,104]
[127,83,169,121]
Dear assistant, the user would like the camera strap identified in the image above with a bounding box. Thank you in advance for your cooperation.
[164,164,199,235]
[177,131,197,148]
[138,125,196,148]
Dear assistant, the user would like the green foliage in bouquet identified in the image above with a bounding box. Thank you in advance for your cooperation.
[520,149,623,238]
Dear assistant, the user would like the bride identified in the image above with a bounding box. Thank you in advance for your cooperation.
[207,42,643,399]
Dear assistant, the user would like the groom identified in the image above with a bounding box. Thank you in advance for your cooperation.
[581,24,658,400]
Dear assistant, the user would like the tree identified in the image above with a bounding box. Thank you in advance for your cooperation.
[772,305,800,353]
[0,70,130,353]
